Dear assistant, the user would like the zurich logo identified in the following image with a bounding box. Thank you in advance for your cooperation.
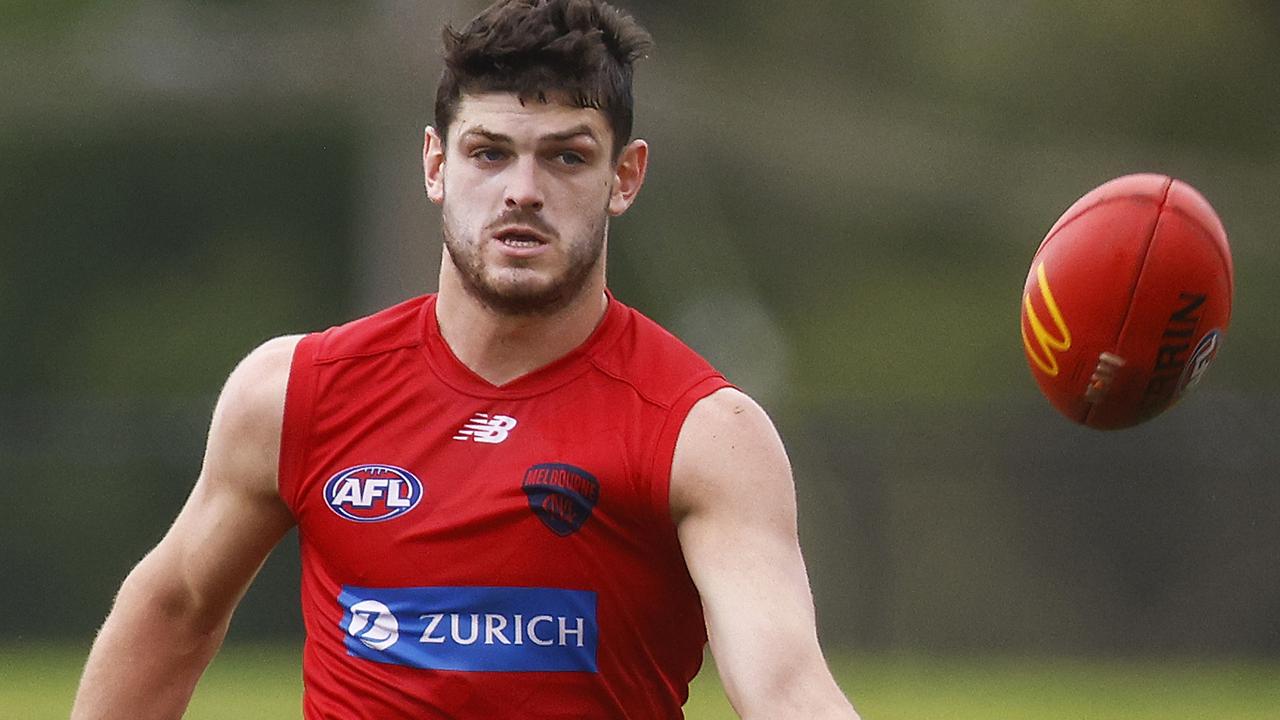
[324,464,423,523]
[346,599,399,651]
[338,585,598,672]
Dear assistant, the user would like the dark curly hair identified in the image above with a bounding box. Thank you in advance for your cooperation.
[434,0,653,159]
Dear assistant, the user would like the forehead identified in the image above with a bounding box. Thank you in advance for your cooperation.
[452,92,612,144]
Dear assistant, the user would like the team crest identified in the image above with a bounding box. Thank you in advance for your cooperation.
[324,464,423,523]
[522,463,599,536]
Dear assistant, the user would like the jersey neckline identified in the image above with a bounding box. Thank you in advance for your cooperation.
[418,291,630,399]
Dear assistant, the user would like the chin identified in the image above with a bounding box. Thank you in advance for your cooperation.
[476,279,578,317]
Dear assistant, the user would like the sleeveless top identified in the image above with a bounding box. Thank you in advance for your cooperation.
[278,292,731,718]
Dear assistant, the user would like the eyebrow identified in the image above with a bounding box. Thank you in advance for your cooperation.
[460,125,599,145]
[460,128,513,144]
[544,124,600,144]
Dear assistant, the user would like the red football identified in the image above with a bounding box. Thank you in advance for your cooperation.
[1020,174,1234,429]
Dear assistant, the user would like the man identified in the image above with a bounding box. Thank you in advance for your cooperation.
[72,1,860,717]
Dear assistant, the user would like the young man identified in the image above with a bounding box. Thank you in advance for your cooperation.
[72,1,860,717]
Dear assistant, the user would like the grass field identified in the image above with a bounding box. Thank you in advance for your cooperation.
[9,643,1278,719]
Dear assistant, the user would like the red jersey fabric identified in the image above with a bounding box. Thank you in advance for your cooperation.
[278,292,731,718]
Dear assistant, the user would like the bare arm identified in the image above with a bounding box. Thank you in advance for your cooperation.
[71,335,301,720]
[671,388,860,720]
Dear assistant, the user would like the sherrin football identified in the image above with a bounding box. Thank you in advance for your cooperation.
[1020,174,1234,429]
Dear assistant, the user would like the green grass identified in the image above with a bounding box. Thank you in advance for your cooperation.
[10,643,1279,719]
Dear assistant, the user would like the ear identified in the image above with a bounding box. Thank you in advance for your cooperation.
[423,126,446,205]
[608,139,648,216]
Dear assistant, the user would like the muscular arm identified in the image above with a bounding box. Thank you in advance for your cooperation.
[71,335,301,720]
[671,388,860,720]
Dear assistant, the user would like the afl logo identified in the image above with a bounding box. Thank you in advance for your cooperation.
[324,465,423,523]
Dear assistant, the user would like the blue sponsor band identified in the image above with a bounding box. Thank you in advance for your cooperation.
[339,585,598,672]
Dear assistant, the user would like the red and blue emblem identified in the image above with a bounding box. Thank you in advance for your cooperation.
[325,464,423,523]
[522,463,599,536]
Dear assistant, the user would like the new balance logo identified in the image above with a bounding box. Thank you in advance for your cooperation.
[453,413,518,444]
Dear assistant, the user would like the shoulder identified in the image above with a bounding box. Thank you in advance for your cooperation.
[312,295,430,363]
[592,300,725,407]
[203,335,304,496]
[668,388,792,521]
[218,335,301,424]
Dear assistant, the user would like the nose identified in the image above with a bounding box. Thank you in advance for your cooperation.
[504,157,544,212]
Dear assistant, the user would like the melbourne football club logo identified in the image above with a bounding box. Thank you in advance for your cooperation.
[324,464,423,523]
[522,463,600,536]
[346,599,399,651]
[453,413,518,443]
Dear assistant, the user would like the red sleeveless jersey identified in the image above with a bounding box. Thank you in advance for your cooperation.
[278,293,730,718]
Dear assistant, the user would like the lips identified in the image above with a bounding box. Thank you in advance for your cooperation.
[498,234,543,248]
[491,225,553,258]
[493,226,549,245]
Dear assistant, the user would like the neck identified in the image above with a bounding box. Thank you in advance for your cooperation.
[434,265,609,387]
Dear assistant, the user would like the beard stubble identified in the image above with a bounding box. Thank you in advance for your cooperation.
[442,204,607,317]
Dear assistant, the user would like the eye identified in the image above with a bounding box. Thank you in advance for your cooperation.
[471,147,507,163]
[555,151,587,166]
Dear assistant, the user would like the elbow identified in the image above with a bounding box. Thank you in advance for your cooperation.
[739,696,861,720]
[729,660,860,720]
[113,556,230,644]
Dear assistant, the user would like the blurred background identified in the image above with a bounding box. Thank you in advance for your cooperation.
[4,0,1280,713]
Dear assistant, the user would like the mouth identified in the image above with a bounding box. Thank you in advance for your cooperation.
[493,226,550,248]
